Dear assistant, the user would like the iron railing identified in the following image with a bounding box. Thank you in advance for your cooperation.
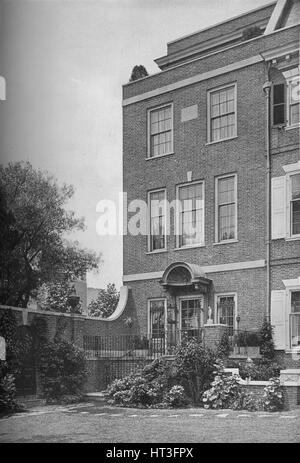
[83,329,205,359]
[228,329,261,354]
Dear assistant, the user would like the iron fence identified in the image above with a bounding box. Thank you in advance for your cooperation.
[83,329,205,359]
[228,329,261,354]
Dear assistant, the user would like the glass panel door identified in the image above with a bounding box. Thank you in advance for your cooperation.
[180,297,203,340]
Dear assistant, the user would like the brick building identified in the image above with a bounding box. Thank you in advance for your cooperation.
[122,0,300,357]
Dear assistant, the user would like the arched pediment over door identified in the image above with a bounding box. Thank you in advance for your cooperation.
[160,262,212,293]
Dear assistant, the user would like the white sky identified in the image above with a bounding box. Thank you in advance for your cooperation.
[0,0,271,289]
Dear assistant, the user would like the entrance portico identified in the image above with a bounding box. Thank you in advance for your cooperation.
[158,262,212,351]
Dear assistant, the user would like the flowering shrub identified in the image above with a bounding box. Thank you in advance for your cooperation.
[202,361,242,409]
[107,357,188,408]
[231,391,260,412]
[238,359,281,381]
[262,377,284,412]
[203,360,262,411]
[162,385,189,408]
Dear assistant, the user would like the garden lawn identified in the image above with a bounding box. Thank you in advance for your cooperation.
[0,403,299,443]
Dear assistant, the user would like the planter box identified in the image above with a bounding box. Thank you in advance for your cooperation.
[233,346,260,357]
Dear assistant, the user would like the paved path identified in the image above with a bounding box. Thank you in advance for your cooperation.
[1,403,299,443]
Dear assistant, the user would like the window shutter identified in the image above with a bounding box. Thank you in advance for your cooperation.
[271,290,286,350]
[273,83,285,125]
[271,176,286,239]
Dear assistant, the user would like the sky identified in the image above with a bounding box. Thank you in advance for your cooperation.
[0,0,271,289]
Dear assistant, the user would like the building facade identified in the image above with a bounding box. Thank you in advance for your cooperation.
[122,0,300,356]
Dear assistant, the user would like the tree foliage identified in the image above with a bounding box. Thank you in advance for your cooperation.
[88,283,120,318]
[129,65,149,82]
[36,281,82,314]
[0,162,100,307]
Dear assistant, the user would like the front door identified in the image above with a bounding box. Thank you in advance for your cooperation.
[179,296,203,341]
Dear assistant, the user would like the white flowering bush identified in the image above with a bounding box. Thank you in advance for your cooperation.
[262,377,284,412]
[202,360,260,411]
[202,362,242,409]
[163,385,189,408]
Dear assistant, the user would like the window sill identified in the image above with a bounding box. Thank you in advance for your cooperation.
[285,348,300,354]
[146,152,174,161]
[213,239,238,246]
[285,236,300,242]
[146,249,168,255]
[285,124,300,132]
[206,136,238,146]
[173,244,205,251]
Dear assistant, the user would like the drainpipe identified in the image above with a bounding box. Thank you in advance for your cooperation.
[263,74,272,322]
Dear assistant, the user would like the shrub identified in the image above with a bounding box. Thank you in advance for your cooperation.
[262,377,284,412]
[242,26,262,41]
[0,361,23,414]
[39,340,86,402]
[107,373,167,408]
[203,361,263,411]
[107,357,187,408]
[231,391,260,412]
[217,332,230,358]
[162,385,189,408]
[174,338,217,404]
[259,319,276,360]
[202,361,242,409]
[238,359,281,381]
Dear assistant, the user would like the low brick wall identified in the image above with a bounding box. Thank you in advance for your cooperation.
[240,380,300,411]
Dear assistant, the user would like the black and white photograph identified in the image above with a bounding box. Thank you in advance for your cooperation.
[0,0,299,445]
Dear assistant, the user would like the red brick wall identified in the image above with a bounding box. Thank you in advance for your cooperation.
[123,62,267,276]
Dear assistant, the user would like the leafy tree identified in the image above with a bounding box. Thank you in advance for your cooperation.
[0,161,100,307]
[88,283,119,318]
[36,281,82,314]
[129,65,148,82]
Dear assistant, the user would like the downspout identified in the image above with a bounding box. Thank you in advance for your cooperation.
[263,65,272,322]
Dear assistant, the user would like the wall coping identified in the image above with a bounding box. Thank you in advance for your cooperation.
[0,288,129,323]
[204,323,228,328]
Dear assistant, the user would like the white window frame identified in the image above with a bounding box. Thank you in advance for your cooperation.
[207,82,237,144]
[147,103,174,159]
[283,277,300,351]
[284,162,300,240]
[289,289,300,349]
[215,173,238,244]
[175,180,205,249]
[214,292,237,331]
[147,188,167,253]
[286,76,300,128]
[147,298,167,339]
